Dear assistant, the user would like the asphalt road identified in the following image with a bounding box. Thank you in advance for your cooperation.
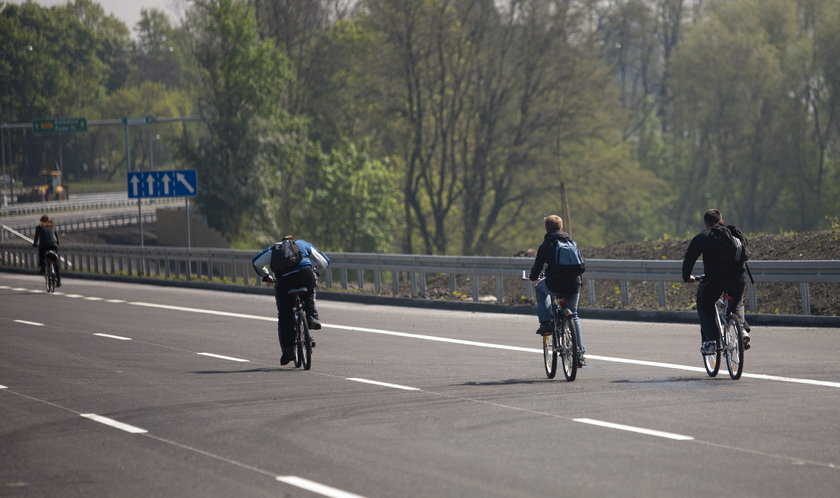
[2,273,839,497]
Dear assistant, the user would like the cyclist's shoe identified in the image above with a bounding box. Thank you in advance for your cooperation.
[700,341,716,355]
[577,354,586,368]
[743,320,751,332]
[536,320,554,335]
[307,316,322,330]
[742,330,751,350]
[280,351,295,365]
[56,280,62,288]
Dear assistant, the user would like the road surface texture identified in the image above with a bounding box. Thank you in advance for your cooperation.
[2,273,838,497]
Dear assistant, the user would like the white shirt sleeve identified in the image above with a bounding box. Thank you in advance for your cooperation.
[309,247,329,273]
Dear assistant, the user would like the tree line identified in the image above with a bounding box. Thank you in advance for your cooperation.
[2,0,839,254]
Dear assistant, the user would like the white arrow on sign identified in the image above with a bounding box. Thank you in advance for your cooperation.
[161,174,171,195]
[176,172,195,194]
[146,174,155,196]
[130,175,140,197]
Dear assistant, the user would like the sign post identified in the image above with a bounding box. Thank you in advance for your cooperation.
[122,116,157,248]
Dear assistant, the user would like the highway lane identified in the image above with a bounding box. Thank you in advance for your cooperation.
[1,273,839,497]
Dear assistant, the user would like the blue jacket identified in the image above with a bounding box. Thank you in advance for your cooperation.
[252,239,330,278]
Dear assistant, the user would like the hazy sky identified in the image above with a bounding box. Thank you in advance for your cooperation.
[6,0,182,32]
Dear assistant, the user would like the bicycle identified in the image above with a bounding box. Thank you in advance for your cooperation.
[43,249,59,293]
[523,274,579,381]
[288,287,314,370]
[694,275,745,380]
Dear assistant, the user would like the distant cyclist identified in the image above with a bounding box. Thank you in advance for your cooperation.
[33,214,61,287]
[252,236,330,365]
[528,215,587,366]
[682,209,750,355]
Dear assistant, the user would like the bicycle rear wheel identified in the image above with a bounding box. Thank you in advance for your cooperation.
[294,310,304,368]
[559,314,578,382]
[724,316,744,379]
[543,331,558,379]
[703,341,721,377]
[45,262,56,293]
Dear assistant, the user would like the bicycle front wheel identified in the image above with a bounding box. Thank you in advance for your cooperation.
[543,331,558,379]
[724,316,744,380]
[559,314,578,382]
[301,315,312,371]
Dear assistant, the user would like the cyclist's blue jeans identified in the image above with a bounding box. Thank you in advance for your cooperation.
[536,279,585,353]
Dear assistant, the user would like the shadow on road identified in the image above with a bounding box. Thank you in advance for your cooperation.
[191,367,290,374]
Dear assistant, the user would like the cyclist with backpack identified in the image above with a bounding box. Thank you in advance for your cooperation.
[682,209,751,355]
[252,236,330,365]
[528,215,587,366]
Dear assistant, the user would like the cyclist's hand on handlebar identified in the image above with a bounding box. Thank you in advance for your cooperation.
[687,275,697,283]
[262,275,275,284]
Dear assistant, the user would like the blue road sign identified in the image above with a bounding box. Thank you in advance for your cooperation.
[127,169,197,199]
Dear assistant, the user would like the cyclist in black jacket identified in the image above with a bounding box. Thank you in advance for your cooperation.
[528,215,587,366]
[682,209,749,355]
[33,214,61,287]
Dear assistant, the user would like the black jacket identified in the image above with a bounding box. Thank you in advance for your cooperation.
[682,224,746,283]
[529,230,584,296]
[33,225,59,249]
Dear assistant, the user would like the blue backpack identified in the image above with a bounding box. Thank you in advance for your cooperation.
[554,240,585,275]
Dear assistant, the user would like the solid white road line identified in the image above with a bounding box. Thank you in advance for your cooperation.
[0,385,7,389]
[80,413,148,434]
[197,352,250,363]
[573,418,694,441]
[11,284,839,389]
[130,301,275,321]
[93,333,132,341]
[347,378,421,391]
[13,320,44,326]
[276,476,367,498]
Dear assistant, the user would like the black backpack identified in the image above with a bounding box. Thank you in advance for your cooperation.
[270,239,302,274]
[709,224,748,264]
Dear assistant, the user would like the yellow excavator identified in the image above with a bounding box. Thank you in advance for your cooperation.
[26,162,68,202]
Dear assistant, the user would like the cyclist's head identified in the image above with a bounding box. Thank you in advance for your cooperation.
[704,209,722,228]
[39,214,52,226]
[544,215,563,232]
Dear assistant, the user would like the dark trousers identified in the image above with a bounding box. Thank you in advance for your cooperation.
[38,245,61,282]
[696,277,745,343]
[273,268,318,353]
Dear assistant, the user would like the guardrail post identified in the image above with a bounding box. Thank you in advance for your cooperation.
[357,269,365,290]
[374,270,381,293]
[392,270,398,296]
[620,280,629,306]
[587,279,596,306]
[410,272,417,297]
[341,268,348,289]
[801,282,811,316]
[449,274,456,294]
[471,275,479,302]
[658,281,666,308]
[420,273,426,297]
[748,282,756,312]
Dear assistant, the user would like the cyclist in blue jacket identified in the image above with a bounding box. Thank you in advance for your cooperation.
[253,236,330,365]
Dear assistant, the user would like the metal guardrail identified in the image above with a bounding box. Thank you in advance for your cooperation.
[1,212,155,238]
[0,192,177,217]
[1,242,838,315]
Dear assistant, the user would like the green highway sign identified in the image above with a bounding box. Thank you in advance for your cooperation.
[122,115,156,126]
[32,117,88,134]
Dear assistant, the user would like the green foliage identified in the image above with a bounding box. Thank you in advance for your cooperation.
[179,0,293,239]
[307,141,401,253]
